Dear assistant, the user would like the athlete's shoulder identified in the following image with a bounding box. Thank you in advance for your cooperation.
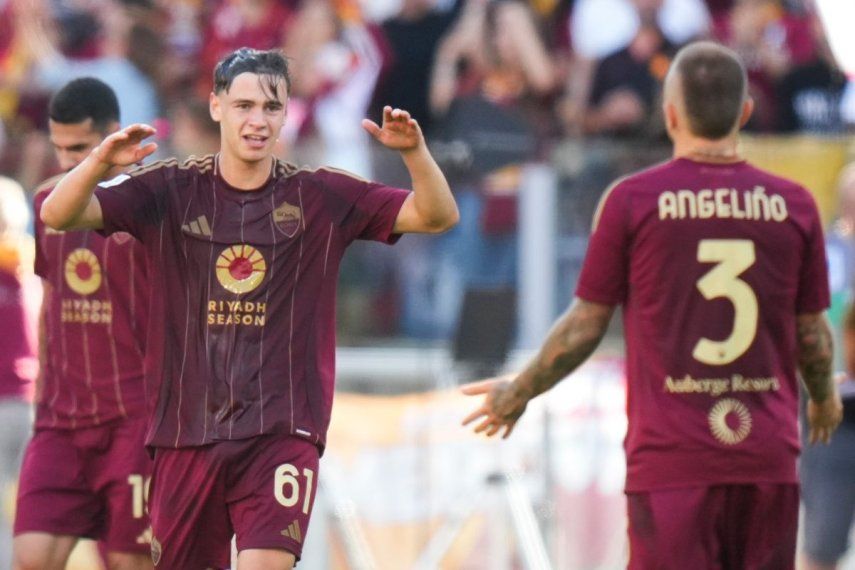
[126,154,216,179]
[742,161,811,199]
[288,163,371,185]
[33,173,65,197]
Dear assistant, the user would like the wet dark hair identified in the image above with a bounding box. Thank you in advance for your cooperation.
[673,42,747,140]
[212,48,291,98]
[48,77,120,133]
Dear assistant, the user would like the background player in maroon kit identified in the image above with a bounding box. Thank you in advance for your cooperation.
[39,48,458,569]
[13,78,153,570]
[463,41,843,569]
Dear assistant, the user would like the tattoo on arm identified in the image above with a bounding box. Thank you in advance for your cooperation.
[516,298,614,400]
[797,312,834,402]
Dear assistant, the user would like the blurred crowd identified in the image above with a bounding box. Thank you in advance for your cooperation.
[0,0,850,186]
[0,0,852,341]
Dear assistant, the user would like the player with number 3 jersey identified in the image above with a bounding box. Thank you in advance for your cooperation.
[462,42,843,569]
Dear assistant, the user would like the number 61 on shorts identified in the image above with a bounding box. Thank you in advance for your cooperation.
[274,463,315,515]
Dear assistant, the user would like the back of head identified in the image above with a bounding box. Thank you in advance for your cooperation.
[213,48,291,97]
[671,41,747,140]
[49,77,121,132]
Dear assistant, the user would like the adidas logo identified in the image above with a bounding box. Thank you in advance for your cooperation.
[182,215,212,236]
[281,520,302,543]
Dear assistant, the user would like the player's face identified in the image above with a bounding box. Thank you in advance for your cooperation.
[211,72,287,165]
[48,118,108,172]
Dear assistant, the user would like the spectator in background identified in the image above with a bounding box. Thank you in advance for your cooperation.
[776,10,846,133]
[561,0,709,133]
[414,0,555,336]
[714,0,814,131]
[283,0,385,177]
[800,164,855,570]
[0,176,37,569]
[372,0,460,135]
[580,14,675,137]
[200,0,295,95]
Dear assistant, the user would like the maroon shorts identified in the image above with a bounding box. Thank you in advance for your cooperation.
[148,434,319,569]
[627,484,798,570]
[14,418,152,554]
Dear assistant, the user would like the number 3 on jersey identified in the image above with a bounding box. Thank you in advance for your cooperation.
[693,239,758,365]
[274,463,315,514]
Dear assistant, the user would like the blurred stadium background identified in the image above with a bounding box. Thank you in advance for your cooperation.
[1,0,854,568]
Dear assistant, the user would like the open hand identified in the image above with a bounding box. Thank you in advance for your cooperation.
[461,376,529,439]
[807,391,843,445]
[93,124,158,167]
[362,106,423,152]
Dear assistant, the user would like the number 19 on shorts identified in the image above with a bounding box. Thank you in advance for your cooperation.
[274,463,315,514]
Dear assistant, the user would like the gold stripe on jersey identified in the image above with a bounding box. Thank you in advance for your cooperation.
[294,164,371,184]
[128,155,215,178]
[274,159,299,178]
[33,173,65,196]
[591,175,629,232]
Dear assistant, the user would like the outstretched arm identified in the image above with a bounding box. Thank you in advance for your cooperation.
[462,298,615,438]
[362,106,458,234]
[797,311,842,444]
[41,124,157,231]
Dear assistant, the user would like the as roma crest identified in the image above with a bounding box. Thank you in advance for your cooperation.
[273,200,302,237]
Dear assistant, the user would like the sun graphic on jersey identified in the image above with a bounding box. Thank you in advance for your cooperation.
[64,248,102,295]
[215,244,267,294]
[708,398,752,445]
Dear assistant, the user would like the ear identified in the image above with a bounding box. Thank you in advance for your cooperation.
[209,92,221,123]
[738,98,754,128]
[664,101,679,132]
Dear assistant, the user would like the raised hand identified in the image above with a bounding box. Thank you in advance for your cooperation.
[93,124,158,167]
[461,376,529,439]
[362,106,423,152]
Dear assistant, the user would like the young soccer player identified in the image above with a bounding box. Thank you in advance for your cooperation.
[463,41,843,569]
[40,48,458,569]
[14,78,152,570]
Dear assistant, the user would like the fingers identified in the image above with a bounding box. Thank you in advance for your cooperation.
[123,123,156,142]
[381,106,413,124]
[460,379,499,396]
[136,142,158,160]
[462,406,488,426]
[361,119,381,139]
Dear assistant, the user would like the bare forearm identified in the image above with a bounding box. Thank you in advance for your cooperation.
[797,312,835,402]
[513,299,614,400]
[400,144,458,231]
[41,152,108,230]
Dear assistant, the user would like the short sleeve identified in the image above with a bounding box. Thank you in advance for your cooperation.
[95,164,170,242]
[316,169,409,244]
[32,191,50,279]
[575,182,630,306]
[796,200,830,314]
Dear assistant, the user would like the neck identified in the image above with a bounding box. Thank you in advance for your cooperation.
[673,133,742,164]
[217,152,273,190]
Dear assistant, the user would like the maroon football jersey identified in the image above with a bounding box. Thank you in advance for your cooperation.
[34,180,148,429]
[95,155,409,449]
[576,158,830,491]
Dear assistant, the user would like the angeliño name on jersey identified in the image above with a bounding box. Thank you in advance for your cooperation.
[658,186,788,221]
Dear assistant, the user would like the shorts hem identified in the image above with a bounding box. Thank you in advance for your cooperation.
[13,524,97,541]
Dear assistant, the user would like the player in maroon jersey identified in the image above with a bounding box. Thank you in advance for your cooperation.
[39,48,458,569]
[13,78,153,570]
[463,41,843,569]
